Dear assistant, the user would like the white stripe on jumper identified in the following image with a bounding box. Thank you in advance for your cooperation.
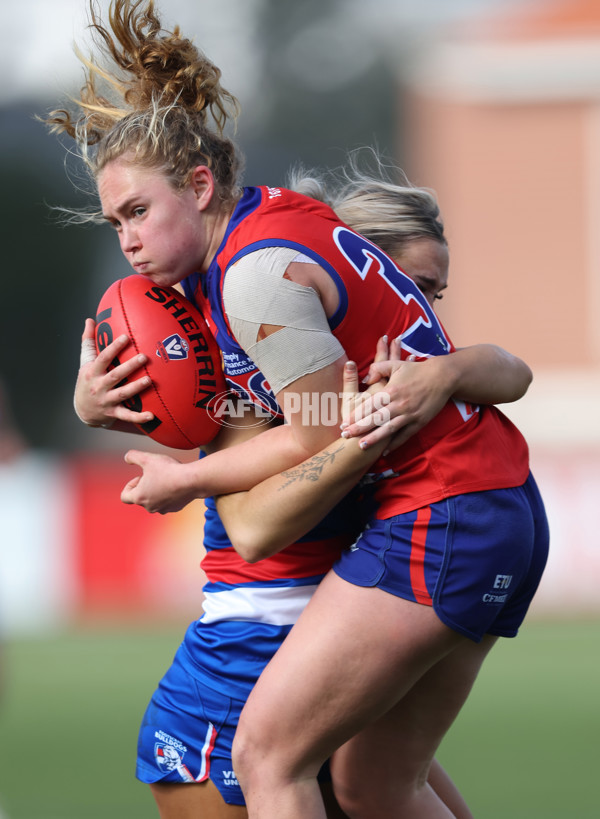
[200,584,318,626]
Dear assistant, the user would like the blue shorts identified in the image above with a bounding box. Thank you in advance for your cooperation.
[136,650,246,804]
[136,647,333,805]
[334,473,549,642]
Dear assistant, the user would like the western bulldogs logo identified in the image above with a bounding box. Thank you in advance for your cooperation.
[154,741,195,782]
[156,743,185,772]
[156,333,190,362]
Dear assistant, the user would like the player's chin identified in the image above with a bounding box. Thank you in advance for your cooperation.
[147,270,185,288]
[131,264,169,284]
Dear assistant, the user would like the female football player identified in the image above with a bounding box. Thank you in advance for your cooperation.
[48,3,548,816]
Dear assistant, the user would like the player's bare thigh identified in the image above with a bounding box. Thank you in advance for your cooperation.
[329,635,497,817]
[150,779,246,819]
[234,571,465,776]
[149,778,349,818]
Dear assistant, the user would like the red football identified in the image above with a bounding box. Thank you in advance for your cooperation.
[95,275,226,449]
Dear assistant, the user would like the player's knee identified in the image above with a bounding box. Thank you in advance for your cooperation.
[230,724,252,786]
[231,715,272,790]
[233,714,318,794]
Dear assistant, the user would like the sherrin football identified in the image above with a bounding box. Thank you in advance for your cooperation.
[95,275,226,449]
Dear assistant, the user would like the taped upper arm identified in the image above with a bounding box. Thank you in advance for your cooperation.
[223,248,345,394]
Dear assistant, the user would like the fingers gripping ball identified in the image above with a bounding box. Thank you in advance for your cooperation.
[95,275,226,449]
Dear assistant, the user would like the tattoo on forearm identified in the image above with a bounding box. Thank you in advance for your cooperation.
[278,442,346,491]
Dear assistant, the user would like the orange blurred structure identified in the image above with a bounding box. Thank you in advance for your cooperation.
[404,0,600,448]
[397,0,600,615]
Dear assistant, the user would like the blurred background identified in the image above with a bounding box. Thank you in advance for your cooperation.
[0,0,598,817]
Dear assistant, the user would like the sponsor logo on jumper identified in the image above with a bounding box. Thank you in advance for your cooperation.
[222,351,258,377]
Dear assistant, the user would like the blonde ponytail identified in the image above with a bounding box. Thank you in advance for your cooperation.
[44,0,243,219]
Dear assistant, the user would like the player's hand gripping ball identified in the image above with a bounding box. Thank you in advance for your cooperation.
[95,275,226,449]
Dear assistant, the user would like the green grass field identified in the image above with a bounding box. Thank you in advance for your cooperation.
[0,618,597,818]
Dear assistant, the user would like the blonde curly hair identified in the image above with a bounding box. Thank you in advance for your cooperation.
[44,0,243,220]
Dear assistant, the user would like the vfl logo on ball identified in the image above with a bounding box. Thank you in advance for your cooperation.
[156,333,190,362]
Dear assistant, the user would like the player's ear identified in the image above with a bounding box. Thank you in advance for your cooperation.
[190,165,215,211]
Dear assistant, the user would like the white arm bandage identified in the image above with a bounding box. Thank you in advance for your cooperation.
[223,247,345,396]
